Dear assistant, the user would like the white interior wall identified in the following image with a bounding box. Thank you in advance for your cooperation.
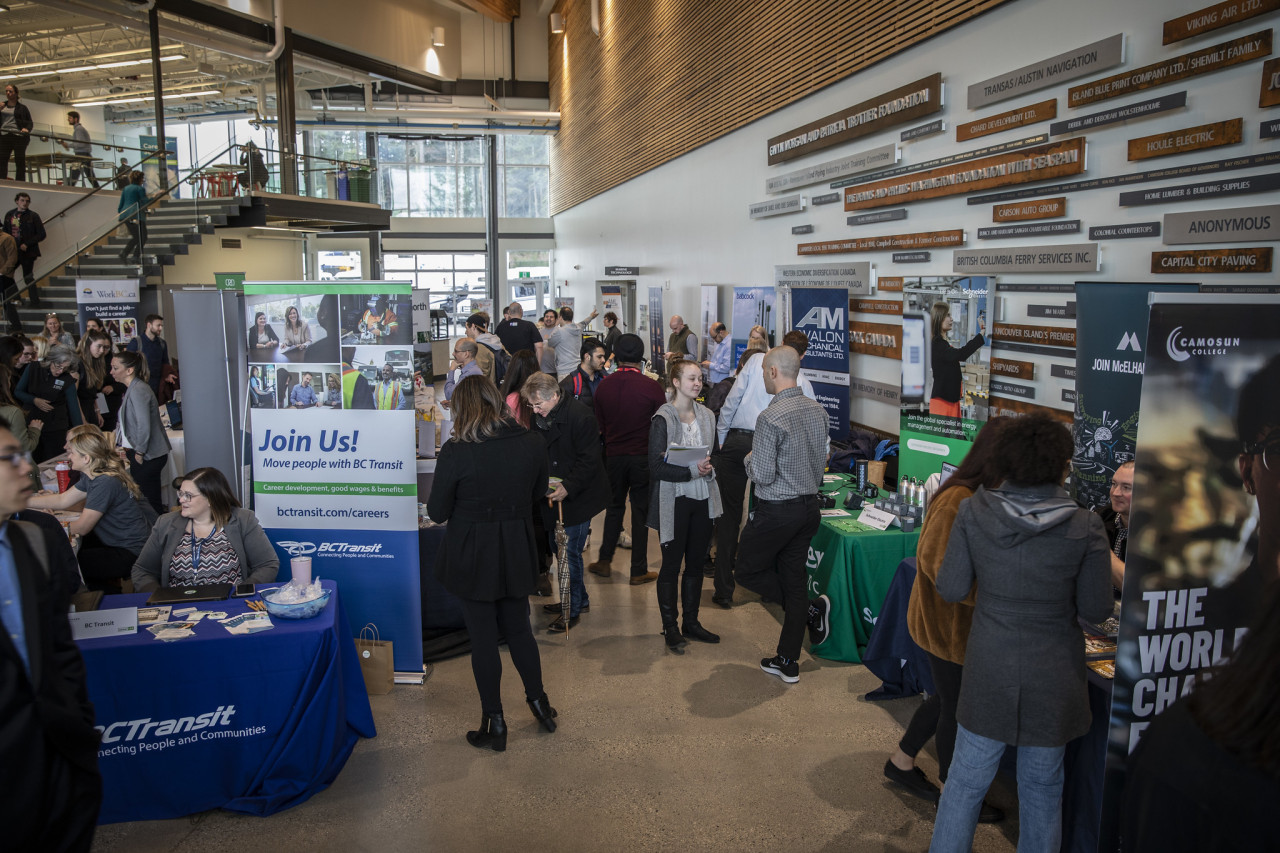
[550,0,1279,434]
[167,227,306,285]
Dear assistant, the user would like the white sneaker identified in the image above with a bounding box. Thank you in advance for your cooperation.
[619,531,632,549]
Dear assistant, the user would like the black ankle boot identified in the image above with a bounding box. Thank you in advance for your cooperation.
[680,572,720,643]
[466,711,507,751]
[657,582,687,652]
[527,694,558,733]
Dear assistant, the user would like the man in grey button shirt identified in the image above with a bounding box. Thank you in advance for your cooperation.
[59,112,99,189]
[735,346,831,684]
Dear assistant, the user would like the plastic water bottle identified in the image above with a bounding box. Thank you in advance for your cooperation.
[55,460,70,493]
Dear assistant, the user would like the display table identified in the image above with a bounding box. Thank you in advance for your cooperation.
[807,476,921,663]
[77,581,376,823]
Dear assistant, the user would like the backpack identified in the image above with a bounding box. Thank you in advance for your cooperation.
[481,341,509,384]
[705,376,735,417]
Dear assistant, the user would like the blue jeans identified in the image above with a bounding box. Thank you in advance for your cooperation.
[559,521,590,617]
[930,723,1064,853]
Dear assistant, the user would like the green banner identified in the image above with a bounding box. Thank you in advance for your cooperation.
[254,481,417,497]
[214,272,245,291]
[897,412,982,482]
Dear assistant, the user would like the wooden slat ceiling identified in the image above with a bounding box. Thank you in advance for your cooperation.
[455,0,521,23]
[548,0,1015,215]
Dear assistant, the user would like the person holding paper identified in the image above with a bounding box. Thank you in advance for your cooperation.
[647,359,722,651]
[131,467,278,592]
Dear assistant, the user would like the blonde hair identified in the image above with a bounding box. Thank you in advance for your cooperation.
[66,424,144,502]
[520,372,560,403]
[31,336,49,362]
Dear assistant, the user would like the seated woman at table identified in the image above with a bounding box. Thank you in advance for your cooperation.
[113,349,170,515]
[282,305,312,353]
[131,466,278,592]
[427,375,557,751]
[28,424,157,593]
[247,311,280,356]
[15,343,83,462]
[884,417,1008,820]
[929,415,1113,853]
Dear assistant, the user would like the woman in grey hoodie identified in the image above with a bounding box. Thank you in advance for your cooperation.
[929,414,1113,853]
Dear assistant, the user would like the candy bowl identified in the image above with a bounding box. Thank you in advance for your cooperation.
[261,586,332,620]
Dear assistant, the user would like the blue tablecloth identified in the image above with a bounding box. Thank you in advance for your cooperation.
[862,557,936,700]
[77,580,376,823]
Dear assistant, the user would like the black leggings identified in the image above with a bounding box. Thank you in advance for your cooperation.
[898,652,965,781]
[460,596,545,715]
[657,496,713,585]
[127,450,168,515]
[78,529,139,592]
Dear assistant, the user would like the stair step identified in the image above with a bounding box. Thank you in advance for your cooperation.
[96,242,188,256]
[75,254,175,268]
[62,263,164,277]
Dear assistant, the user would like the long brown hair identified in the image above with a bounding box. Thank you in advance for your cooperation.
[929,301,951,340]
[450,375,507,443]
[77,329,112,389]
[66,424,144,501]
[932,416,1008,505]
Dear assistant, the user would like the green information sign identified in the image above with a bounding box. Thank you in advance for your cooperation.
[215,272,245,291]
[897,412,981,482]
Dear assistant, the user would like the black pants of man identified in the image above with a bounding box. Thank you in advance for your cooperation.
[0,132,29,180]
[14,749,102,852]
[13,255,38,305]
[78,530,140,593]
[734,495,820,661]
[459,596,545,715]
[710,428,752,599]
[70,162,100,189]
[126,450,168,515]
[120,219,147,262]
[597,453,650,577]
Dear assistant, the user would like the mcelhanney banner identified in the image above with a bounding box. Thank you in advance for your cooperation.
[245,281,422,674]
[1100,294,1280,848]
[1072,282,1195,510]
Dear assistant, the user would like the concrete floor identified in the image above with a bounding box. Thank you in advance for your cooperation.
[91,525,1020,853]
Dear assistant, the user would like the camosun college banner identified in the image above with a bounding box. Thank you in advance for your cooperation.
[245,281,422,673]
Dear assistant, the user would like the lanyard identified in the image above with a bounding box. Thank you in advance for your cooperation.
[189,522,216,572]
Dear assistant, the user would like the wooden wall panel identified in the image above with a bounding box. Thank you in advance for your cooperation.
[548,0,1015,214]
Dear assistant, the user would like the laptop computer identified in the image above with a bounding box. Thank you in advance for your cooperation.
[146,584,232,605]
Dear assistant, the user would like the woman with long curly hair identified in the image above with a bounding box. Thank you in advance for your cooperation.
[76,329,115,429]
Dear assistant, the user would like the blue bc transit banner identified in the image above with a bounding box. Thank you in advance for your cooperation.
[789,285,850,439]
[245,282,422,674]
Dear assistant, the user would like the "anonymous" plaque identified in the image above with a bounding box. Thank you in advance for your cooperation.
[1163,204,1280,244]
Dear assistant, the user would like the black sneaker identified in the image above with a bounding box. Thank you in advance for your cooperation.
[807,594,831,645]
[978,800,1005,823]
[760,655,799,683]
[883,758,940,803]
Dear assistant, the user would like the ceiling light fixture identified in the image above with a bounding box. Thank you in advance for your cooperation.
[73,88,222,107]
[432,27,445,47]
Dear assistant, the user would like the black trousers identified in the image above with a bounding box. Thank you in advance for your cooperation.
[0,132,29,180]
[925,651,965,782]
[69,161,100,188]
[120,220,147,261]
[735,496,820,661]
[78,529,140,591]
[899,693,941,760]
[459,596,545,715]
[598,453,650,576]
[710,429,752,599]
[126,450,168,515]
[658,496,714,586]
[17,746,102,853]
[34,426,67,465]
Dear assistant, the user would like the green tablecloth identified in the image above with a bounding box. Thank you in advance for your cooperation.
[807,476,921,663]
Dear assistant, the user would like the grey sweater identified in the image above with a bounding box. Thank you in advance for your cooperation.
[646,403,722,543]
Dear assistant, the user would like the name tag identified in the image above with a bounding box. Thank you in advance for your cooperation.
[69,607,139,640]
[856,506,896,531]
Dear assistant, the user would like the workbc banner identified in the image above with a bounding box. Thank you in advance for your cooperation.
[245,281,422,673]
[76,278,140,350]
[788,285,850,439]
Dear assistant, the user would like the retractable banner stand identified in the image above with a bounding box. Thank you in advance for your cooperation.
[786,285,850,439]
[731,286,777,364]
[245,281,422,675]
[647,286,665,366]
[76,278,140,349]
[1100,294,1280,848]
[1072,282,1195,510]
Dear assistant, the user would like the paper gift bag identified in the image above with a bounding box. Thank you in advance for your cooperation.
[356,623,394,695]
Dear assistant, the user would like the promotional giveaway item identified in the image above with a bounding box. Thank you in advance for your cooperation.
[356,623,394,695]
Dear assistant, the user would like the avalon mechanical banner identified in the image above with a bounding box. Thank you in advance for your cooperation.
[245,281,422,675]
[787,285,850,439]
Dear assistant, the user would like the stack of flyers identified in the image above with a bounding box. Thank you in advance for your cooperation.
[146,621,197,641]
[173,608,228,623]
[137,606,172,625]
[219,611,274,635]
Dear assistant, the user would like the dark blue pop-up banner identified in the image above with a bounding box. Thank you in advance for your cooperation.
[790,285,850,440]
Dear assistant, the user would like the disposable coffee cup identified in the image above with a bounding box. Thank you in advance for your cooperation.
[291,555,312,588]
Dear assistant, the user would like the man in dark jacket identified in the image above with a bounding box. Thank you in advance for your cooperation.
[558,337,606,412]
[4,192,45,306]
[0,417,102,851]
[522,372,610,632]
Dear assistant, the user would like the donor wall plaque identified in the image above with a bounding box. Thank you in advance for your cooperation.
[1127,118,1243,161]
[1163,204,1280,244]
[992,323,1078,348]
[994,197,1066,222]
[848,320,901,359]
[1164,0,1280,45]
[958,100,1057,142]
[968,34,1125,109]
[1262,57,1280,107]
[749,194,806,219]
[766,144,899,193]
[1152,247,1273,273]
[798,230,964,255]
[953,243,1100,274]
[767,74,943,165]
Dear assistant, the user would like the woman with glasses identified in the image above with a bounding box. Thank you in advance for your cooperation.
[131,466,278,592]
[111,350,170,515]
[14,343,83,462]
[38,314,74,349]
[0,361,40,485]
[29,425,157,593]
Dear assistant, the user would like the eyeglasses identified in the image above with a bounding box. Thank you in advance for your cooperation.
[0,450,32,469]
[46,313,58,319]
[1244,435,1280,472]
[177,491,202,502]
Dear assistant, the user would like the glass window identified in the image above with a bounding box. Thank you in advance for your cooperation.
[384,253,416,271]
[502,135,549,165]
[502,166,549,218]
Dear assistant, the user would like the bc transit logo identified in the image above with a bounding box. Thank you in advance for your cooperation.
[276,540,317,556]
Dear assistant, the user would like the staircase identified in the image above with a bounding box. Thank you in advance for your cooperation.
[11,195,253,334]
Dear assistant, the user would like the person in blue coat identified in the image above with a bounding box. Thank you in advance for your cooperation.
[117,170,150,264]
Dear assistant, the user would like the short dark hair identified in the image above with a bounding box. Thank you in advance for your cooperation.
[466,312,489,331]
[782,330,809,357]
[603,311,618,325]
[144,313,163,325]
[580,337,604,360]
[67,110,80,120]
[710,322,725,335]
[130,171,144,185]
[999,414,1073,485]
[14,192,30,203]
[1237,353,1280,445]
[559,306,574,322]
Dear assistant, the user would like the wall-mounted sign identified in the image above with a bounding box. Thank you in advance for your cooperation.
[901,120,946,141]
[850,377,902,405]
[749,194,806,219]
[990,379,1036,399]
[848,209,908,227]
[994,197,1066,222]
[1263,118,1280,138]
[1119,171,1280,206]
[1164,0,1280,45]
[989,395,1073,423]
[799,230,964,255]
[848,320,901,359]
[1089,222,1161,240]
[1199,283,1280,293]
[766,144,899,193]
[978,220,1082,239]
[812,192,842,205]
[994,341,1076,358]
[876,276,904,292]
[1028,302,1077,319]
[1050,92,1187,136]
[1069,31,1272,107]
[969,34,1125,109]
[958,99,1057,142]
[1152,247,1273,273]
[954,242,1099,274]
[893,252,931,263]
[1127,118,1243,161]
[776,262,873,293]
[1261,57,1280,107]
[604,266,639,277]
[992,322,1078,348]
[1051,363,1077,380]
[1164,204,1280,244]
[1062,388,1078,404]
[996,282,1077,293]
[851,298,903,315]
[767,73,943,165]
[844,138,1086,211]
[991,357,1035,379]
[792,224,815,235]
[833,134,1049,189]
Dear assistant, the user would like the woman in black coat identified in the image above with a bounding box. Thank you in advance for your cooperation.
[426,374,557,752]
[928,301,985,418]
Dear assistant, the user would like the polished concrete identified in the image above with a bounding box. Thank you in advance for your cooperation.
[91,523,1019,853]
